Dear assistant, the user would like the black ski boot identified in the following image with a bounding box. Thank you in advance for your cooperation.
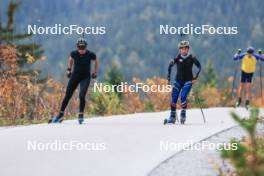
[180,110,186,124]
[245,100,250,110]
[48,112,64,124]
[164,111,177,125]
[235,97,242,107]
[78,113,84,124]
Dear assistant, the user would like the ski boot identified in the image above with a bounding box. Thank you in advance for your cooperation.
[164,117,176,125]
[235,98,241,108]
[164,110,178,125]
[245,100,250,110]
[180,110,186,124]
[78,113,84,125]
[48,114,64,124]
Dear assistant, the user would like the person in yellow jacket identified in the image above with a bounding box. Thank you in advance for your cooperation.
[233,47,264,108]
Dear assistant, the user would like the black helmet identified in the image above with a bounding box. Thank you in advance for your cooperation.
[178,40,190,49]
[76,38,87,49]
[247,47,254,54]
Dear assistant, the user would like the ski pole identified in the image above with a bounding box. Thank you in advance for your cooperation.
[231,49,242,98]
[196,95,206,123]
[192,85,206,124]
[258,49,263,104]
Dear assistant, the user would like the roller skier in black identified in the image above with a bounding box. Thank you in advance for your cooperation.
[164,40,201,124]
[49,38,99,124]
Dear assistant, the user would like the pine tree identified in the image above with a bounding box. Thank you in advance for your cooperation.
[201,59,217,87]
[104,60,124,86]
[221,109,264,176]
[104,60,124,96]
[0,1,44,71]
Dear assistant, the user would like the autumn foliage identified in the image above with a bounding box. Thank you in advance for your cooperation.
[0,45,78,125]
[0,45,263,126]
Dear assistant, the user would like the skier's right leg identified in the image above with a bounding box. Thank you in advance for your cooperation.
[60,75,80,112]
[164,81,182,124]
[49,75,80,123]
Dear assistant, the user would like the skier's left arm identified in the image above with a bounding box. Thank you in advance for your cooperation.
[192,56,201,80]
[66,55,74,78]
[93,57,99,73]
[255,53,264,62]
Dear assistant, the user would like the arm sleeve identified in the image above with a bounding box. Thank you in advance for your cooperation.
[167,57,178,81]
[253,53,264,61]
[192,56,201,79]
[70,51,75,58]
[90,52,97,60]
[233,52,246,61]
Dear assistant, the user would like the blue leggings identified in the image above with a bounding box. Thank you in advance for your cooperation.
[170,80,192,117]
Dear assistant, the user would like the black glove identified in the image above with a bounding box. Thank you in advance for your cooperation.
[169,60,174,66]
[91,72,97,79]
[67,68,71,78]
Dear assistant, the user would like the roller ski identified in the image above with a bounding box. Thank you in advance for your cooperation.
[234,98,250,110]
[180,110,186,124]
[48,38,99,125]
[48,115,64,124]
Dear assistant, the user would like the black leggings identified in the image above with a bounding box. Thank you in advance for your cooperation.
[60,74,90,113]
